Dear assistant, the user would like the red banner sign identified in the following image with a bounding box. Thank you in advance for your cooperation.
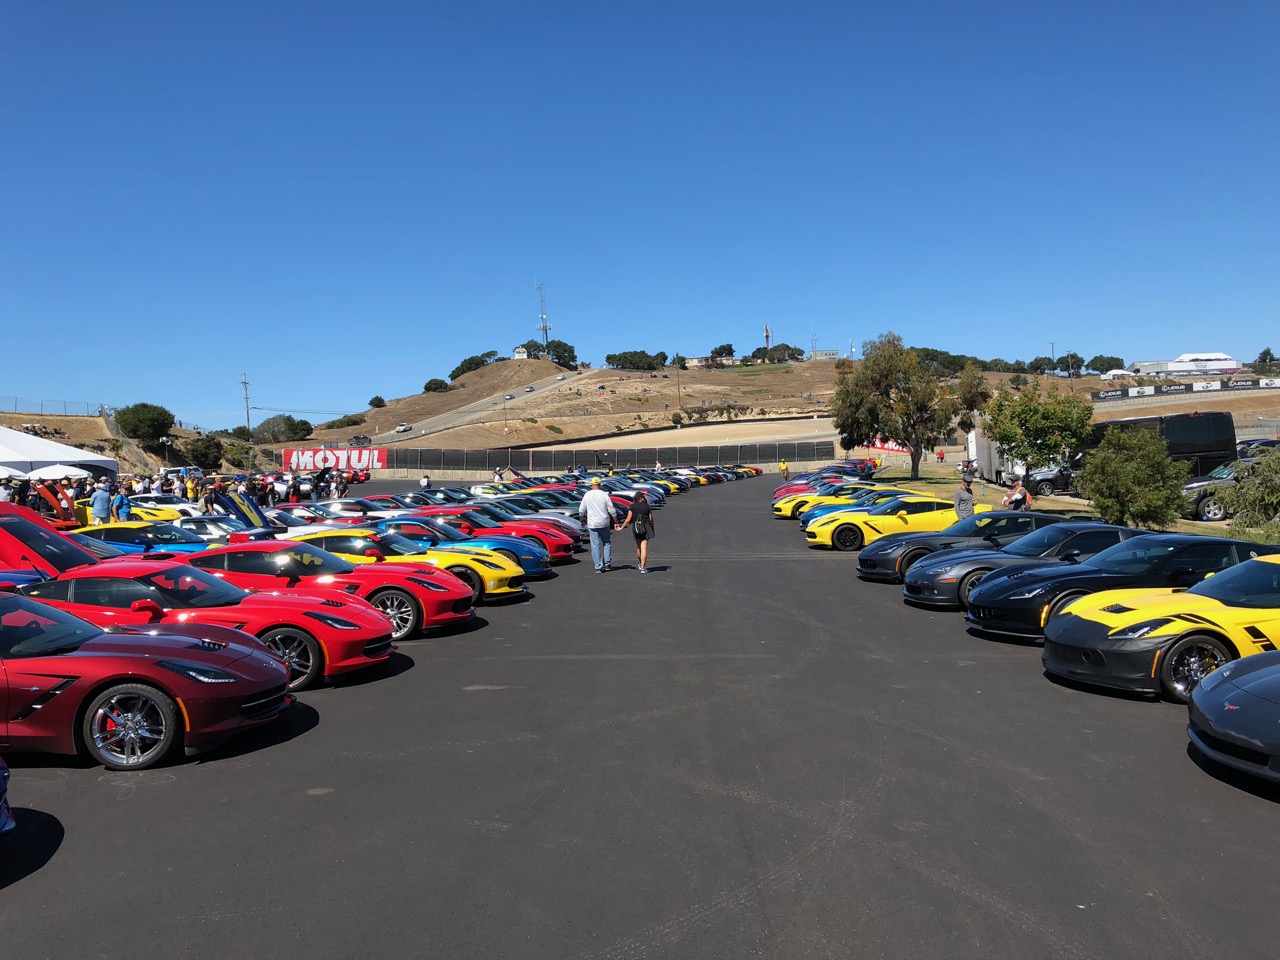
[282,447,387,472]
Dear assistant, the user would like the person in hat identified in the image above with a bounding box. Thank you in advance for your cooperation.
[578,475,620,573]
[954,473,976,520]
[0,480,11,504]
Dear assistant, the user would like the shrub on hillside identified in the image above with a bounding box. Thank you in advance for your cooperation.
[115,403,175,445]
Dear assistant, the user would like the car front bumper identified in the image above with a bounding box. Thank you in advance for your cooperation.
[1040,614,1165,694]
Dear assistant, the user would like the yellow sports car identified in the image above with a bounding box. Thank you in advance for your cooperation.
[773,483,884,519]
[1043,554,1280,702]
[805,496,991,551]
[283,529,526,603]
[73,498,181,525]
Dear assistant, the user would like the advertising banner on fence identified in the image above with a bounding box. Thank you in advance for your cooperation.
[1093,378,1280,402]
[282,447,387,471]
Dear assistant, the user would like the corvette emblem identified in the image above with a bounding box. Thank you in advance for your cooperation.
[1224,703,1240,711]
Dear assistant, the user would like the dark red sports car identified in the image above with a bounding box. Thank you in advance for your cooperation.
[0,594,291,769]
[0,514,393,691]
[186,540,474,640]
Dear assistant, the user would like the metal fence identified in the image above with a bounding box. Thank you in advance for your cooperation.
[0,396,106,417]
[274,441,835,473]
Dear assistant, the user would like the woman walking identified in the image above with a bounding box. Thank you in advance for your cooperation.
[617,490,656,574]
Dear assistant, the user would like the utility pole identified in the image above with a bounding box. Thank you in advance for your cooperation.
[536,283,551,349]
[241,372,251,432]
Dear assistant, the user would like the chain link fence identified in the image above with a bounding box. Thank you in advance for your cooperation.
[0,397,106,417]
[273,441,835,473]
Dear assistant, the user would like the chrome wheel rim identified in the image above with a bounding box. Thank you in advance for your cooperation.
[1202,500,1225,521]
[90,692,168,767]
[374,593,416,639]
[960,573,983,605]
[1169,643,1228,697]
[263,632,315,687]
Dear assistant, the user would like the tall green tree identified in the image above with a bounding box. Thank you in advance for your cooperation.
[1087,354,1125,374]
[114,403,175,446]
[710,343,735,359]
[1056,353,1085,377]
[252,414,312,444]
[544,339,578,369]
[368,395,386,408]
[954,362,993,433]
[981,382,1094,471]
[515,339,546,359]
[1028,356,1055,375]
[423,378,449,393]
[1077,427,1190,528]
[1256,347,1276,373]
[830,332,977,479]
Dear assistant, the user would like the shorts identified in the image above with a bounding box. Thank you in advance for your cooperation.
[91,515,106,526]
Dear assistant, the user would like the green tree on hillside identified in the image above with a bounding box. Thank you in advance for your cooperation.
[1028,356,1055,375]
[1087,355,1125,374]
[710,343,735,359]
[114,403,175,446]
[252,414,312,444]
[368,396,386,408]
[515,339,546,359]
[1056,353,1085,378]
[544,339,578,369]
[423,379,449,393]
[449,350,500,381]
[183,435,225,471]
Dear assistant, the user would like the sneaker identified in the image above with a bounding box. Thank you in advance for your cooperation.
[595,568,603,574]
[603,565,611,572]
[639,567,648,574]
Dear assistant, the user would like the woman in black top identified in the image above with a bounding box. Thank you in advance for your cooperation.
[617,490,656,574]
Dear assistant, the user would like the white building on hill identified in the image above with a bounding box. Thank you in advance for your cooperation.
[1128,352,1241,377]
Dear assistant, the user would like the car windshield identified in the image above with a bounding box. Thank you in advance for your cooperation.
[278,543,355,576]
[484,502,528,519]
[141,495,183,505]
[0,595,102,657]
[68,533,128,558]
[418,518,468,542]
[459,510,502,530]
[0,515,99,573]
[365,534,429,557]
[297,503,344,519]
[137,567,250,608]
[1082,540,1178,573]
[147,524,206,544]
[268,511,309,528]
[1003,525,1079,557]
[1206,462,1237,480]
[941,515,997,537]
[1186,560,1280,608]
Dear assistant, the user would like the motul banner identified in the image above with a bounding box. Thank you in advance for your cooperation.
[282,447,387,471]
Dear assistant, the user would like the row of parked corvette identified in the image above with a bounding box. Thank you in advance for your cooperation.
[0,466,760,816]
[774,462,1280,787]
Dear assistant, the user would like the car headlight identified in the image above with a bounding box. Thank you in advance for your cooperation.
[304,611,360,630]
[406,576,448,592]
[927,564,957,578]
[1109,618,1173,641]
[156,660,237,684]
[1006,584,1050,600]
[475,559,503,570]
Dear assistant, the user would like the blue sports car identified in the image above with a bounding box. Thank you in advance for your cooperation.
[362,517,554,579]
[71,522,210,556]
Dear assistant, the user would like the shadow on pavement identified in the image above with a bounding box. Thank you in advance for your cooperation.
[195,700,321,764]
[1186,743,1280,804]
[329,651,416,688]
[1041,670,1164,703]
[0,809,65,890]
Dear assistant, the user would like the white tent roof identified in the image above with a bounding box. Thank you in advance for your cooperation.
[0,425,117,475]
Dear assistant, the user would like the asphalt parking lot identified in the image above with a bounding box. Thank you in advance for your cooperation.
[3,478,1279,959]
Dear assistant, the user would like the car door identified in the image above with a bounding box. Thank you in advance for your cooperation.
[1162,541,1240,586]
[0,600,80,744]
[1053,529,1125,560]
[214,549,292,590]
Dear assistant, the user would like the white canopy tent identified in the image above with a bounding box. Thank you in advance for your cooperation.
[0,425,117,476]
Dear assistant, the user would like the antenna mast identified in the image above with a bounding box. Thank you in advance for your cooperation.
[241,372,251,432]
[764,324,772,350]
[536,283,551,348]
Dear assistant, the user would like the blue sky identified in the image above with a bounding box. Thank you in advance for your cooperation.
[3,2,1277,429]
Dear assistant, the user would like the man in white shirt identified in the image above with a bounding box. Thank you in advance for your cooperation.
[577,476,619,573]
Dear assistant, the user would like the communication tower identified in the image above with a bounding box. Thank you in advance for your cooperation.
[536,283,551,348]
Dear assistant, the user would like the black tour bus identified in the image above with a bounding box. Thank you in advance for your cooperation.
[1092,411,1236,476]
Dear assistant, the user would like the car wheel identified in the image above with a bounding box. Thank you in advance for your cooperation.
[521,535,544,547]
[957,570,988,610]
[258,627,325,690]
[1160,634,1233,703]
[832,525,863,551]
[899,549,930,575]
[369,588,421,641]
[82,683,180,771]
[790,501,809,518]
[1199,498,1227,522]
[1035,481,1056,497]
[446,565,484,603]
[495,549,522,567]
[1048,592,1086,621]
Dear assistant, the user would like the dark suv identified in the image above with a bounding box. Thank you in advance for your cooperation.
[348,435,372,447]
[1183,458,1252,521]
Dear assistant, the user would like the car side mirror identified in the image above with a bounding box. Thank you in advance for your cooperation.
[896,510,907,518]
[129,599,164,622]
[1059,550,1082,563]
[365,549,386,563]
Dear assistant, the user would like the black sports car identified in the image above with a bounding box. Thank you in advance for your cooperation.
[901,522,1141,609]
[857,510,1063,584]
[1188,651,1280,784]
[966,534,1268,639]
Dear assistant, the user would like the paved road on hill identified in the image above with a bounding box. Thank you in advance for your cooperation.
[4,479,1279,959]
[373,371,582,443]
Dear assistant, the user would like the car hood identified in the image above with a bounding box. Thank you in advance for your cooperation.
[977,562,1128,595]
[75,628,270,668]
[1052,587,1226,627]
[1182,475,1228,493]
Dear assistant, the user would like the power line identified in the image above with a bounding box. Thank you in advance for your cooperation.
[249,405,349,415]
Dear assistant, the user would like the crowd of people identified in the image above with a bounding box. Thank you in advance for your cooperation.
[18,422,70,440]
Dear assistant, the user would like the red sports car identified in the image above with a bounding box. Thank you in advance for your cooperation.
[0,594,291,769]
[0,514,393,691]
[186,540,474,640]
[410,506,578,560]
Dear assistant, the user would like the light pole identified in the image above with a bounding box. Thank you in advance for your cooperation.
[159,437,172,465]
